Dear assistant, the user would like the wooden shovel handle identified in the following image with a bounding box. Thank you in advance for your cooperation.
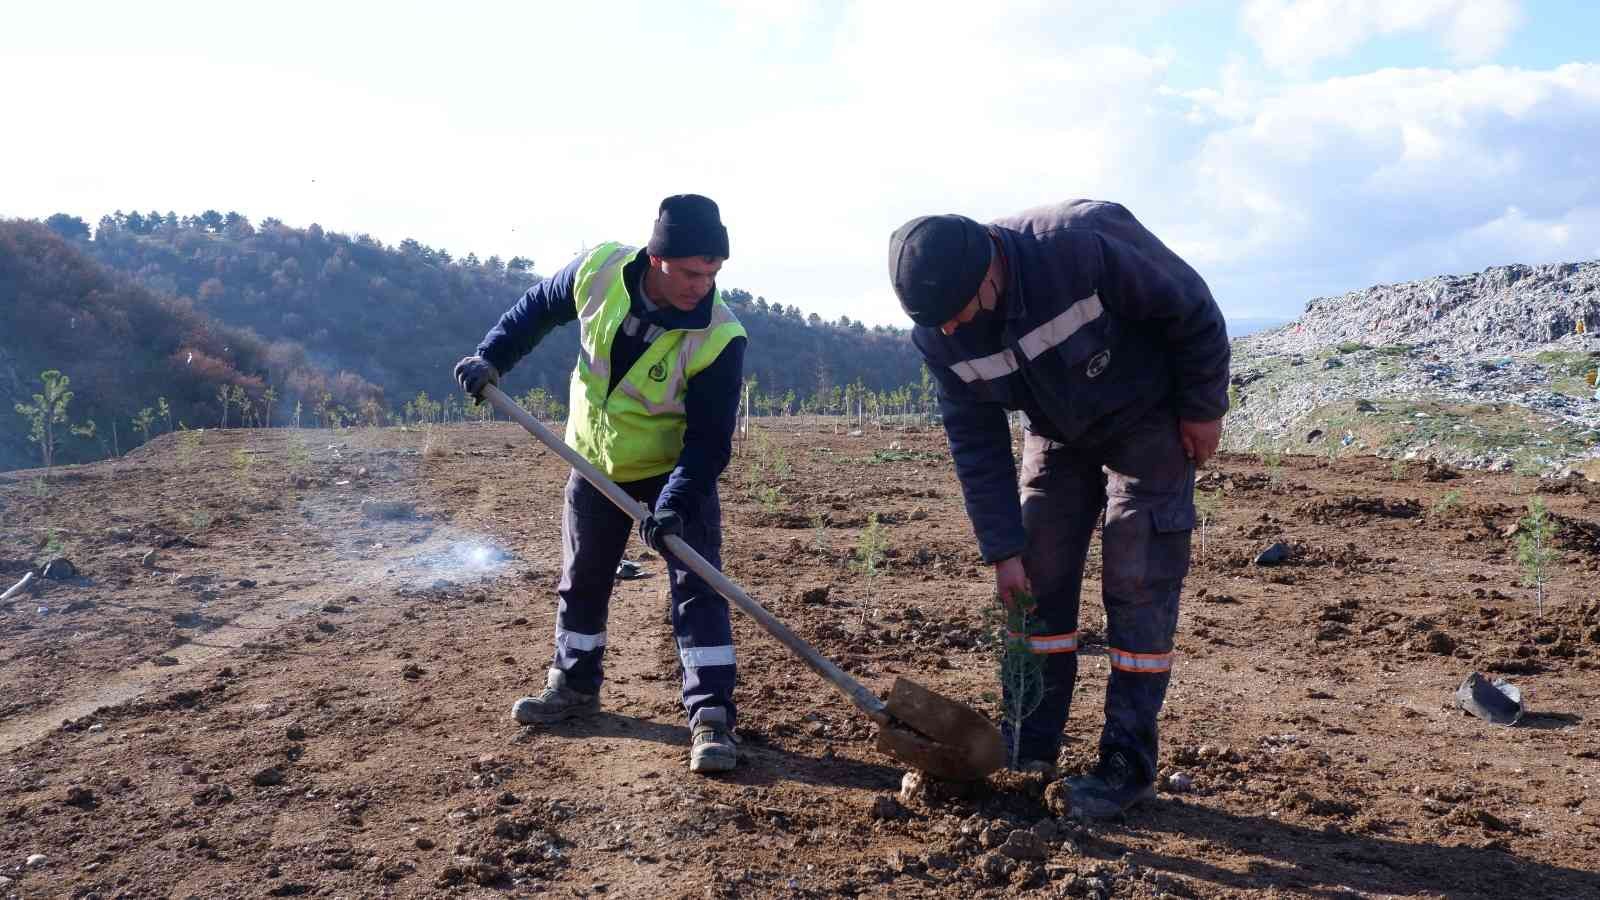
[482,385,889,723]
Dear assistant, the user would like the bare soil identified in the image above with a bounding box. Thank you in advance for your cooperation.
[2,423,1598,899]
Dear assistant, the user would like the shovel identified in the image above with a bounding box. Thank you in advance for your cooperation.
[482,385,1005,780]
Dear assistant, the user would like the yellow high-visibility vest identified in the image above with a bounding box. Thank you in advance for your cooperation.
[564,243,745,482]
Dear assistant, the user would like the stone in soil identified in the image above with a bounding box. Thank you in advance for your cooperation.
[999,829,1048,860]
[1254,542,1291,565]
[252,766,285,787]
[25,853,48,867]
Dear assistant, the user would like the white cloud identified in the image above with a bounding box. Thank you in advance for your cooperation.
[2,1,1593,330]
[1242,0,1524,71]
[1174,63,1600,312]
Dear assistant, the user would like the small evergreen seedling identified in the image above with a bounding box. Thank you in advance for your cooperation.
[1433,489,1463,517]
[1515,496,1558,619]
[853,512,889,622]
[984,591,1046,771]
[1261,447,1284,488]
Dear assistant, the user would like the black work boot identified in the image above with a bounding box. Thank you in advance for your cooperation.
[511,669,599,725]
[1065,750,1156,819]
[688,708,737,774]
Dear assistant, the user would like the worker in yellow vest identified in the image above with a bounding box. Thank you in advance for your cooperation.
[455,195,747,773]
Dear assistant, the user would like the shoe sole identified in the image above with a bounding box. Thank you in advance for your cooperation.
[511,698,599,726]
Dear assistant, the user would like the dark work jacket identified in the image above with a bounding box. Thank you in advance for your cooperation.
[912,200,1230,563]
[476,249,745,524]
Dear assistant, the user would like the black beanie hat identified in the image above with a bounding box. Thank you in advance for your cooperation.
[887,214,992,327]
[647,194,730,260]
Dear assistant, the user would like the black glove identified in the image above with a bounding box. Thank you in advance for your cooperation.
[453,356,499,399]
[639,508,684,554]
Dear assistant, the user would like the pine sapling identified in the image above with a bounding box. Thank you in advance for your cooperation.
[1515,496,1558,619]
[853,512,888,624]
[985,590,1046,771]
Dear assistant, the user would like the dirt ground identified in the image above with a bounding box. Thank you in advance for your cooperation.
[1,421,1598,899]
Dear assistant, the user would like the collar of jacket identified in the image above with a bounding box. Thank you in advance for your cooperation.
[992,225,1030,324]
[621,248,717,331]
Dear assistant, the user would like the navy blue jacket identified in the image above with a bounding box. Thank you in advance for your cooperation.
[477,249,745,524]
[913,200,1230,563]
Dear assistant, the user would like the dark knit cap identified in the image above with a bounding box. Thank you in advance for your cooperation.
[887,214,992,327]
[647,194,730,260]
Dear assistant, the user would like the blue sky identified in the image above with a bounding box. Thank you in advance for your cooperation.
[3,1,1596,327]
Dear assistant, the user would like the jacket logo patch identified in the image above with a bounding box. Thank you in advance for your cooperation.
[648,361,668,383]
[1086,349,1111,379]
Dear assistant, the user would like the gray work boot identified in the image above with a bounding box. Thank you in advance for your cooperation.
[511,669,599,725]
[688,708,738,774]
[1065,750,1156,819]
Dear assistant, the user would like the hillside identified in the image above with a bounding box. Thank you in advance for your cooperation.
[75,211,926,411]
[1226,260,1600,474]
[0,221,382,472]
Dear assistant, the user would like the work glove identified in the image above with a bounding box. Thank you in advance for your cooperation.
[639,508,684,555]
[453,356,499,400]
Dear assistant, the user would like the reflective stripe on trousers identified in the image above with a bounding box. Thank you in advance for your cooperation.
[1007,409,1194,776]
[552,470,735,729]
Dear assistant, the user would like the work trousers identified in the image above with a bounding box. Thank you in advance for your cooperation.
[1005,410,1195,781]
[551,470,736,729]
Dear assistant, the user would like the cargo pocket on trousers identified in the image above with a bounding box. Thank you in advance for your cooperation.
[1147,499,1196,585]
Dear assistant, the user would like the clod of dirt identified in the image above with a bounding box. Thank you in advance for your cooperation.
[400,663,425,680]
[1421,630,1459,654]
[415,837,436,850]
[999,829,1048,861]
[868,795,904,820]
[140,549,159,568]
[285,723,307,741]
[976,850,1015,884]
[1254,542,1291,566]
[192,783,233,806]
[799,583,831,605]
[152,655,180,667]
[42,558,77,580]
[252,767,285,787]
[1043,780,1071,817]
[63,786,96,809]
[360,498,415,520]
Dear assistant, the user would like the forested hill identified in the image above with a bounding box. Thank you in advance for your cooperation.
[1,220,383,472]
[71,211,925,410]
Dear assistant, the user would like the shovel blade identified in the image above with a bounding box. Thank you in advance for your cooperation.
[875,677,1005,780]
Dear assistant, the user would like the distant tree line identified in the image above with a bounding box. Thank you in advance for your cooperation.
[4,211,930,471]
[55,210,924,406]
